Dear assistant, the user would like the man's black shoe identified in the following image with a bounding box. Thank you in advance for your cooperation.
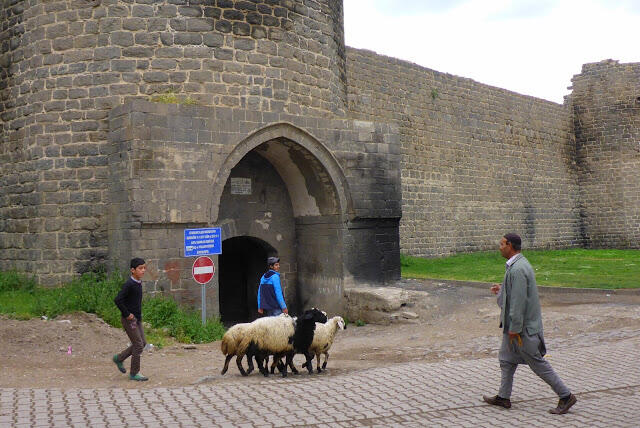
[482,394,512,409]
[549,393,577,414]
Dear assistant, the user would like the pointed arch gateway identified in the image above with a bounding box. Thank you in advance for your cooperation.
[212,123,354,318]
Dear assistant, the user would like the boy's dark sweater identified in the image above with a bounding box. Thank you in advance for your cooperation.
[114,277,143,321]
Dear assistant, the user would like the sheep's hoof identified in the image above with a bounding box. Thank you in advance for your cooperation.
[321,362,327,369]
[291,368,299,375]
[281,371,287,378]
[316,368,322,374]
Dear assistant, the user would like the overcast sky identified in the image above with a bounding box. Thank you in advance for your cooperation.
[343,0,640,104]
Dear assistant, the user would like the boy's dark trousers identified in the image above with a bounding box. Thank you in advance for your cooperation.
[117,317,146,376]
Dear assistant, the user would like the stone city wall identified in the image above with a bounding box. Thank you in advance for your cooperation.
[346,47,582,256]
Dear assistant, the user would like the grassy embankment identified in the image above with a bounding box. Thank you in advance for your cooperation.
[401,248,640,289]
[0,270,225,347]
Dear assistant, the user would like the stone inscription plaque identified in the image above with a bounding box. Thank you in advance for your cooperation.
[230,177,251,195]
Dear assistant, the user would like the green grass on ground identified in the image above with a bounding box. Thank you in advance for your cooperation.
[0,270,226,345]
[401,248,640,289]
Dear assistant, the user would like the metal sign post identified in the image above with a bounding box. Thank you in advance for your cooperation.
[184,228,221,325]
[192,256,215,325]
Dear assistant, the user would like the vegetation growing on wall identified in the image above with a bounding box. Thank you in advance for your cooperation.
[149,90,198,105]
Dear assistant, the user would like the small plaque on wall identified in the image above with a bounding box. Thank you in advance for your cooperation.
[230,177,251,195]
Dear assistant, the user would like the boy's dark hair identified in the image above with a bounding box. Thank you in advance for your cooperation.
[130,258,146,269]
[503,233,522,251]
[267,256,280,267]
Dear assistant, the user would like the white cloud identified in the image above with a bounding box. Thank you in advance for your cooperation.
[344,0,640,103]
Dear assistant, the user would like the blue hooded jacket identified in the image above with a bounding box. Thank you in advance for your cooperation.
[257,270,286,311]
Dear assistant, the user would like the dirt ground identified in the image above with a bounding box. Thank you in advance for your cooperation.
[2,279,640,389]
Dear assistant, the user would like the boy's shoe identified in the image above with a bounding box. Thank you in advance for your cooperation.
[129,373,149,381]
[112,355,126,373]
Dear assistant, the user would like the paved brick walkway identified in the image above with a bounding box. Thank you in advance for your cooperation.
[1,334,639,427]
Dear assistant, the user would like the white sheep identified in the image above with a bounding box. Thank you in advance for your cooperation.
[220,322,256,376]
[235,314,296,377]
[236,308,328,377]
[302,316,346,373]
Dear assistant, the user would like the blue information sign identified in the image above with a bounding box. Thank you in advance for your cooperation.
[184,227,222,257]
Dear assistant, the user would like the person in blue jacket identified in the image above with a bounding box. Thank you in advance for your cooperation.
[257,256,288,316]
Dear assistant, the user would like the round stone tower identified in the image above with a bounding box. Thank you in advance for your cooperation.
[570,59,640,248]
[0,0,350,284]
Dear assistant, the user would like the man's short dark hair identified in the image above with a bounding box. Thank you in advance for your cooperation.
[130,258,146,269]
[503,233,522,251]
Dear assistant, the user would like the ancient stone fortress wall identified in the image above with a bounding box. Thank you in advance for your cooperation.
[570,60,640,248]
[108,100,400,314]
[0,0,349,285]
[346,48,582,257]
[1,0,638,295]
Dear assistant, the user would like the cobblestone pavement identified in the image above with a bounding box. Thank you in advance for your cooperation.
[2,332,639,428]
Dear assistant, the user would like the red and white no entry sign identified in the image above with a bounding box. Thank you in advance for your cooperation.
[192,256,214,284]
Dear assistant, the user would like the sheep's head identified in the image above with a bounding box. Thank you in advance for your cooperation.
[301,308,328,324]
[335,316,346,330]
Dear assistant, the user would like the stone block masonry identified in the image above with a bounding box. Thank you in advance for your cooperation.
[571,60,640,249]
[0,0,349,286]
[346,48,582,257]
[107,100,400,314]
[0,0,638,292]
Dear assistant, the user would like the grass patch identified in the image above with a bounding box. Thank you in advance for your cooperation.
[0,270,225,344]
[401,249,640,289]
[149,90,198,105]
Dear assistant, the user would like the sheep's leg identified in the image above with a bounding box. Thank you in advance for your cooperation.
[321,351,329,370]
[235,355,248,377]
[270,354,285,374]
[316,352,322,373]
[269,355,278,374]
[289,357,298,374]
[221,355,233,375]
[303,352,314,374]
[246,352,254,375]
[280,354,294,378]
[256,352,269,377]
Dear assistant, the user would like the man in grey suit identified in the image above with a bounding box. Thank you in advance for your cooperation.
[482,233,577,414]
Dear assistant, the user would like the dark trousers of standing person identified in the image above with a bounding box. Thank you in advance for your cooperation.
[116,317,146,376]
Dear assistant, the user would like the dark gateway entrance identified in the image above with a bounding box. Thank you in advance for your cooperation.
[218,236,276,324]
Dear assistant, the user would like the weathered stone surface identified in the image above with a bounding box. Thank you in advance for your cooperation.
[343,287,411,325]
[0,1,637,316]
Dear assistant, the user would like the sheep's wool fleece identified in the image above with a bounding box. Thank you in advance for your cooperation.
[309,316,344,352]
[220,322,251,355]
[241,314,295,353]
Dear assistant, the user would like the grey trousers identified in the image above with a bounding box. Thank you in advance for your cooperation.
[498,332,570,399]
[117,317,146,376]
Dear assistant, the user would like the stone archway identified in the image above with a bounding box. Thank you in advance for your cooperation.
[213,123,353,313]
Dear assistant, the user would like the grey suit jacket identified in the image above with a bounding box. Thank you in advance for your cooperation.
[498,253,543,335]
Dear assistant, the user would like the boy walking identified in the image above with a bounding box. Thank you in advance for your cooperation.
[113,258,149,381]
[257,256,288,316]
